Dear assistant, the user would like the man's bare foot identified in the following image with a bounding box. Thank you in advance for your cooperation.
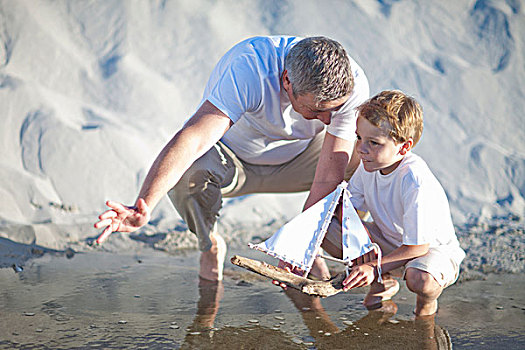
[363,278,400,308]
[199,233,227,281]
[308,256,331,281]
[415,299,438,317]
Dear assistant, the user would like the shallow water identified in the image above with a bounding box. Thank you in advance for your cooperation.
[0,247,524,349]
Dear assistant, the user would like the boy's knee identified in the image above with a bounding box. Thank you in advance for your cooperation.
[405,268,440,295]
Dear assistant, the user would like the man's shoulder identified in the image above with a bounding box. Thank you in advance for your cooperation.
[230,36,302,54]
[222,36,302,78]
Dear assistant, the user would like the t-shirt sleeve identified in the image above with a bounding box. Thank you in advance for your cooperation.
[349,163,366,211]
[204,56,263,123]
[401,183,436,245]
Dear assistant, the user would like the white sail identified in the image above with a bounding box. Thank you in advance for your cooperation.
[341,188,374,263]
[250,181,382,280]
[249,182,346,275]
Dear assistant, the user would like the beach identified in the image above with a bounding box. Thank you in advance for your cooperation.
[1,242,524,349]
[1,216,524,349]
[1,1,525,348]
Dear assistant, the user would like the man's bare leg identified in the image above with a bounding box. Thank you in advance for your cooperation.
[308,256,331,281]
[199,232,227,281]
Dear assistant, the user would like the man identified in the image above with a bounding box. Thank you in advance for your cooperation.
[94,35,369,281]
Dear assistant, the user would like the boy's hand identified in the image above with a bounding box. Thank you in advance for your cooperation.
[342,263,376,291]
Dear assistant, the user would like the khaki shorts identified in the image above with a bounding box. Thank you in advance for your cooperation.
[168,132,355,252]
[324,220,464,288]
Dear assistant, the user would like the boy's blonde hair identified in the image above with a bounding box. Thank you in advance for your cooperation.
[357,90,423,146]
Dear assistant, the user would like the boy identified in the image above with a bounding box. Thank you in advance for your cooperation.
[337,90,465,316]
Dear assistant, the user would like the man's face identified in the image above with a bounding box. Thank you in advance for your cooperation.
[282,70,349,125]
[287,91,349,125]
[355,116,407,175]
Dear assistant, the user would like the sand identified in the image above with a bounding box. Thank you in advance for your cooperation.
[1,1,525,348]
[0,186,523,348]
[1,246,524,349]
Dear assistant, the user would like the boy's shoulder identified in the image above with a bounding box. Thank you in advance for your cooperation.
[397,152,438,186]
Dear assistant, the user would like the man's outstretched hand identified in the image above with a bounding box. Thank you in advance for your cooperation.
[93,198,150,244]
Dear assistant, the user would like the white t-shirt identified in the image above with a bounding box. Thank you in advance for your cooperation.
[200,36,370,165]
[349,152,463,257]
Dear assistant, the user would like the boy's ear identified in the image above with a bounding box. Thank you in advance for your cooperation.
[399,139,413,155]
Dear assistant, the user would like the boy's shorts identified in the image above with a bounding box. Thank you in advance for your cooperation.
[324,220,465,288]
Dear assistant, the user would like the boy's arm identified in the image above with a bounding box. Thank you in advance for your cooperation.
[342,243,429,291]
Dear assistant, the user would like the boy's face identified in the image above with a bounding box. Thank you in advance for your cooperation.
[355,116,410,175]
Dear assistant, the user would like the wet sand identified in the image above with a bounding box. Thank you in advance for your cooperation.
[1,246,524,349]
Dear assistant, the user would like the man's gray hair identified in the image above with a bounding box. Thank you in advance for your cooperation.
[284,36,354,102]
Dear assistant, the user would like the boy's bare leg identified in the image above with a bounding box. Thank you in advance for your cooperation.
[405,267,442,316]
[199,232,227,281]
[363,275,400,308]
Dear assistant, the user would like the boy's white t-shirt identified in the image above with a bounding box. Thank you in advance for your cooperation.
[349,152,464,262]
[200,36,370,165]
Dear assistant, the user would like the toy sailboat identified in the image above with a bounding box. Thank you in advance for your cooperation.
[249,181,383,282]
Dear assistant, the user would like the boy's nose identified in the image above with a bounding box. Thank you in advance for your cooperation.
[356,140,366,154]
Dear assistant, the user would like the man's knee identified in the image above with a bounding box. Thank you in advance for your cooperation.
[405,267,440,295]
[170,167,222,210]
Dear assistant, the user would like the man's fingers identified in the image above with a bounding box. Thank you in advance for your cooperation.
[105,200,129,214]
[94,218,113,229]
[98,210,118,220]
[96,226,113,244]
[272,280,288,290]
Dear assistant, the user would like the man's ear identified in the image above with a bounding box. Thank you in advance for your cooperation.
[399,139,413,155]
[282,70,291,91]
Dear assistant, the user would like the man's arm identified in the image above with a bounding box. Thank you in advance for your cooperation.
[274,133,357,283]
[94,101,232,241]
[138,101,232,209]
[303,132,356,210]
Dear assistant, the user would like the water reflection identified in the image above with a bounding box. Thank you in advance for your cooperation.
[180,279,452,349]
[0,253,454,349]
